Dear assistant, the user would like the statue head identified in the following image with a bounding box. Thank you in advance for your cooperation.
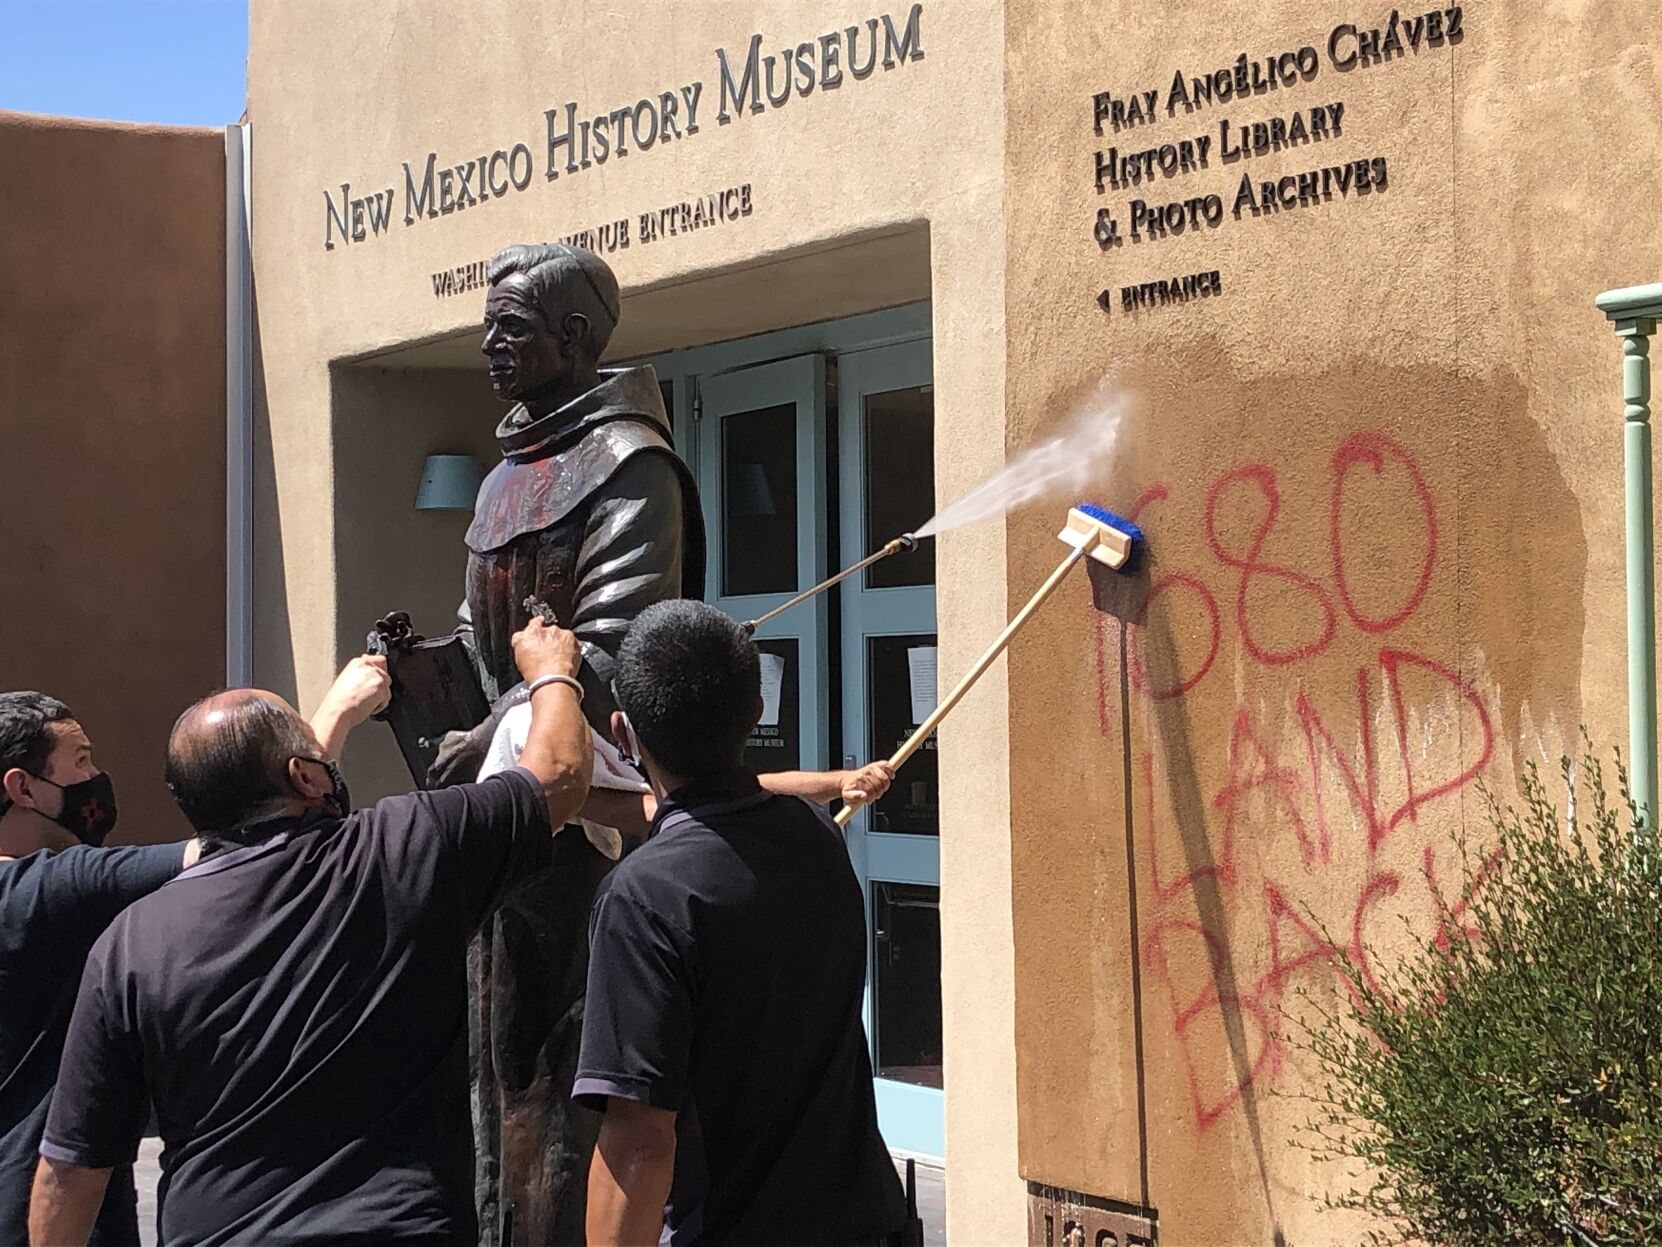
[481,243,622,405]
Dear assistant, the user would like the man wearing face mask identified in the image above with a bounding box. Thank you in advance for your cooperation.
[30,623,592,1247]
[576,603,910,1246]
[0,691,195,1247]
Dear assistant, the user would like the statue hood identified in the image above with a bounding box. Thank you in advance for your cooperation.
[465,365,686,555]
[492,366,672,461]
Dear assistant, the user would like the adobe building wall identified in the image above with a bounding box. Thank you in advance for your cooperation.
[0,111,227,847]
[247,2,1021,1239]
[328,365,501,801]
[1002,0,1661,1241]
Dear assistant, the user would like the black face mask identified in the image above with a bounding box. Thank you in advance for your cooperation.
[33,772,119,846]
[301,757,352,819]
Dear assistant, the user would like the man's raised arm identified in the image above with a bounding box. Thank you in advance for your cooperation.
[759,762,895,807]
[309,655,393,760]
[510,619,594,828]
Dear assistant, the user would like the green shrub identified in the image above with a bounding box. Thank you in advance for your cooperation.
[1288,740,1662,1245]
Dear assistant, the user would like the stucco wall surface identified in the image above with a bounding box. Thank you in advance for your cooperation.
[0,111,227,846]
[249,2,1020,1239]
[328,365,501,801]
[1003,0,1661,1241]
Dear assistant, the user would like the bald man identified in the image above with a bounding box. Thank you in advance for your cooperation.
[29,620,592,1247]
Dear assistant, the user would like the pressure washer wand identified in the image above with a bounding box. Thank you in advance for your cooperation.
[835,505,1142,829]
[742,533,920,635]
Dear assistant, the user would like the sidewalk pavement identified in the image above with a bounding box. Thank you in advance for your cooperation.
[900,1156,948,1246]
[137,1140,946,1245]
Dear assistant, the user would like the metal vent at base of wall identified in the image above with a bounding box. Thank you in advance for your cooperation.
[1027,1182,1158,1247]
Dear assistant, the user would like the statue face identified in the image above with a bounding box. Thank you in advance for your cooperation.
[481,277,571,403]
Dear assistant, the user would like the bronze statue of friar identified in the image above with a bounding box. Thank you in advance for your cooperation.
[383,242,703,1245]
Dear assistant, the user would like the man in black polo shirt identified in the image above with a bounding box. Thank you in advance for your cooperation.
[575,600,907,1246]
[30,619,592,1247]
[2,660,388,1246]
[0,690,197,1247]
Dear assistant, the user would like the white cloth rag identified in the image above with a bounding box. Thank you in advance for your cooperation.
[477,681,649,860]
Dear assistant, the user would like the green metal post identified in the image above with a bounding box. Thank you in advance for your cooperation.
[1596,282,1662,828]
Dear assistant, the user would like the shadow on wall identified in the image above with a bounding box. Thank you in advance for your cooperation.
[1012,350,1587,1237]
[328,363,502,801]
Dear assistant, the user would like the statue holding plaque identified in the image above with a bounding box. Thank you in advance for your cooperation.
[375,243,703,1245]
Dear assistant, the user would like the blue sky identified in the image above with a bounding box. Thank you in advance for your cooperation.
[0,0,246,126]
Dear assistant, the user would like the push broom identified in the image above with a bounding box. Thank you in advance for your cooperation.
[834,504,1142,828]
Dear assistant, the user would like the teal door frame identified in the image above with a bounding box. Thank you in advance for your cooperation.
[837,339,943,1160]
[695,356,831,775]
[628,305,943,1161]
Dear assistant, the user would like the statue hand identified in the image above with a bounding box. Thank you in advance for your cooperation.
[426,718,494,788]
[367,611,417,654]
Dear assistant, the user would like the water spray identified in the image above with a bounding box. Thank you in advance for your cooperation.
[745,388,1130,635]
[742,532,921,635]
[834,504,1143,828]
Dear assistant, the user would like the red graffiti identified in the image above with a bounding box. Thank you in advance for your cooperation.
[1293,679,1363,865]
[1212,708,1312,869]
[1289,650,1495,856]
[1145,918,1279,1128]
[1144,918,1227,1021]
[1426,841,1506,954]
[1378,648,1495,835]
[1205,464,1337,667]
[1331,431,1438,635]
[1098,431,1501,1130]
[1113,484,1224,703]
[1126,483,1170,523]
[1102,431,1448,718]
[1179,992,1277,1129]
[1261,882,1344,993]
[1130,573,1221,702]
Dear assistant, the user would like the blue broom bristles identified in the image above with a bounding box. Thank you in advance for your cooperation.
[1076,502,1146,572]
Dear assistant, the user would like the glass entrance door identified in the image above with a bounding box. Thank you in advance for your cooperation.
[680,330,941,1161]
[696,356,830,776]
[836,341,942,1159]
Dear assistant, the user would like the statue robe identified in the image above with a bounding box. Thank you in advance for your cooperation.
[459,366,703,1246]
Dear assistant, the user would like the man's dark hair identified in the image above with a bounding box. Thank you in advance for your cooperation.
[487,242,620,359]
[614,601,761,780]
[0,692,74,814]
[164,692,317,833]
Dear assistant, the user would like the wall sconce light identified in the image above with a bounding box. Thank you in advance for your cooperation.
[415,454,488,512]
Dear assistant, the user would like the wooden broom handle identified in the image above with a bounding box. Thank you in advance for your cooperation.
[834,542,1091,828]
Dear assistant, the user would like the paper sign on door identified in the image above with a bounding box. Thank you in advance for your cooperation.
[906,646,937,725]
[758,652,786,727]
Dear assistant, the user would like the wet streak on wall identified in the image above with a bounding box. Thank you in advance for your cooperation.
[0,112,227,845]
